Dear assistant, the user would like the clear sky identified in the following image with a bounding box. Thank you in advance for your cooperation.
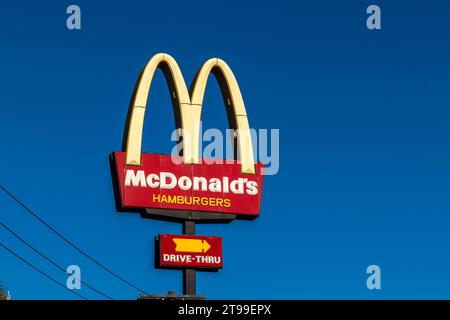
[0,0,449,299]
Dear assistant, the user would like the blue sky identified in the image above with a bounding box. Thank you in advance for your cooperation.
[0,0,450,299]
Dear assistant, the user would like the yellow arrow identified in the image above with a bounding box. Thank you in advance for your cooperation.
[173,238,211,253]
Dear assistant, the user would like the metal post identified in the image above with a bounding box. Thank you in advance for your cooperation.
[183,220,196,296]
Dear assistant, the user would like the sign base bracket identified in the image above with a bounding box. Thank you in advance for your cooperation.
[143,208,236,223]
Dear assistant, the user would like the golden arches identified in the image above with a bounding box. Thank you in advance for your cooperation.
[124,53,255,174]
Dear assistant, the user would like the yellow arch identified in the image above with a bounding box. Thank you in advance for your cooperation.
[124,53,194,165]
[124,53,255,174]
[190,58,255,174]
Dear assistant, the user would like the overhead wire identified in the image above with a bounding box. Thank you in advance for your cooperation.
[0,221,114,300]
[0,241,88,300]
[0,184,148,294]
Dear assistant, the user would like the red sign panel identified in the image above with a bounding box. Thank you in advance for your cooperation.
[113,152,263,216]
[158,234,223,269]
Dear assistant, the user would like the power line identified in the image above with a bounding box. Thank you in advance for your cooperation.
[0,184,148,294]
[0,241,88,300]
[0,221,114,300]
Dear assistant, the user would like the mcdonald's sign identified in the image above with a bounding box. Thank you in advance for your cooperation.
[112,53,263,217]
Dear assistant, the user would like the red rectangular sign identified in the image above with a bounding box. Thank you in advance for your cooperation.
[158,234,223,269]
[113,152,263,216]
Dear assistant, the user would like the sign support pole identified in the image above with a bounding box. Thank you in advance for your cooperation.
[183,220,196,296]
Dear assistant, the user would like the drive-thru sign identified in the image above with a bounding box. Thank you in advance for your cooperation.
[158,234,223,269]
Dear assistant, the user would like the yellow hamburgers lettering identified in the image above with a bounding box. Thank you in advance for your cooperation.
[153,194,231,208]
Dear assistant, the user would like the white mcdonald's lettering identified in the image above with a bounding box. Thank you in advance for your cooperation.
[124,169,258,195]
